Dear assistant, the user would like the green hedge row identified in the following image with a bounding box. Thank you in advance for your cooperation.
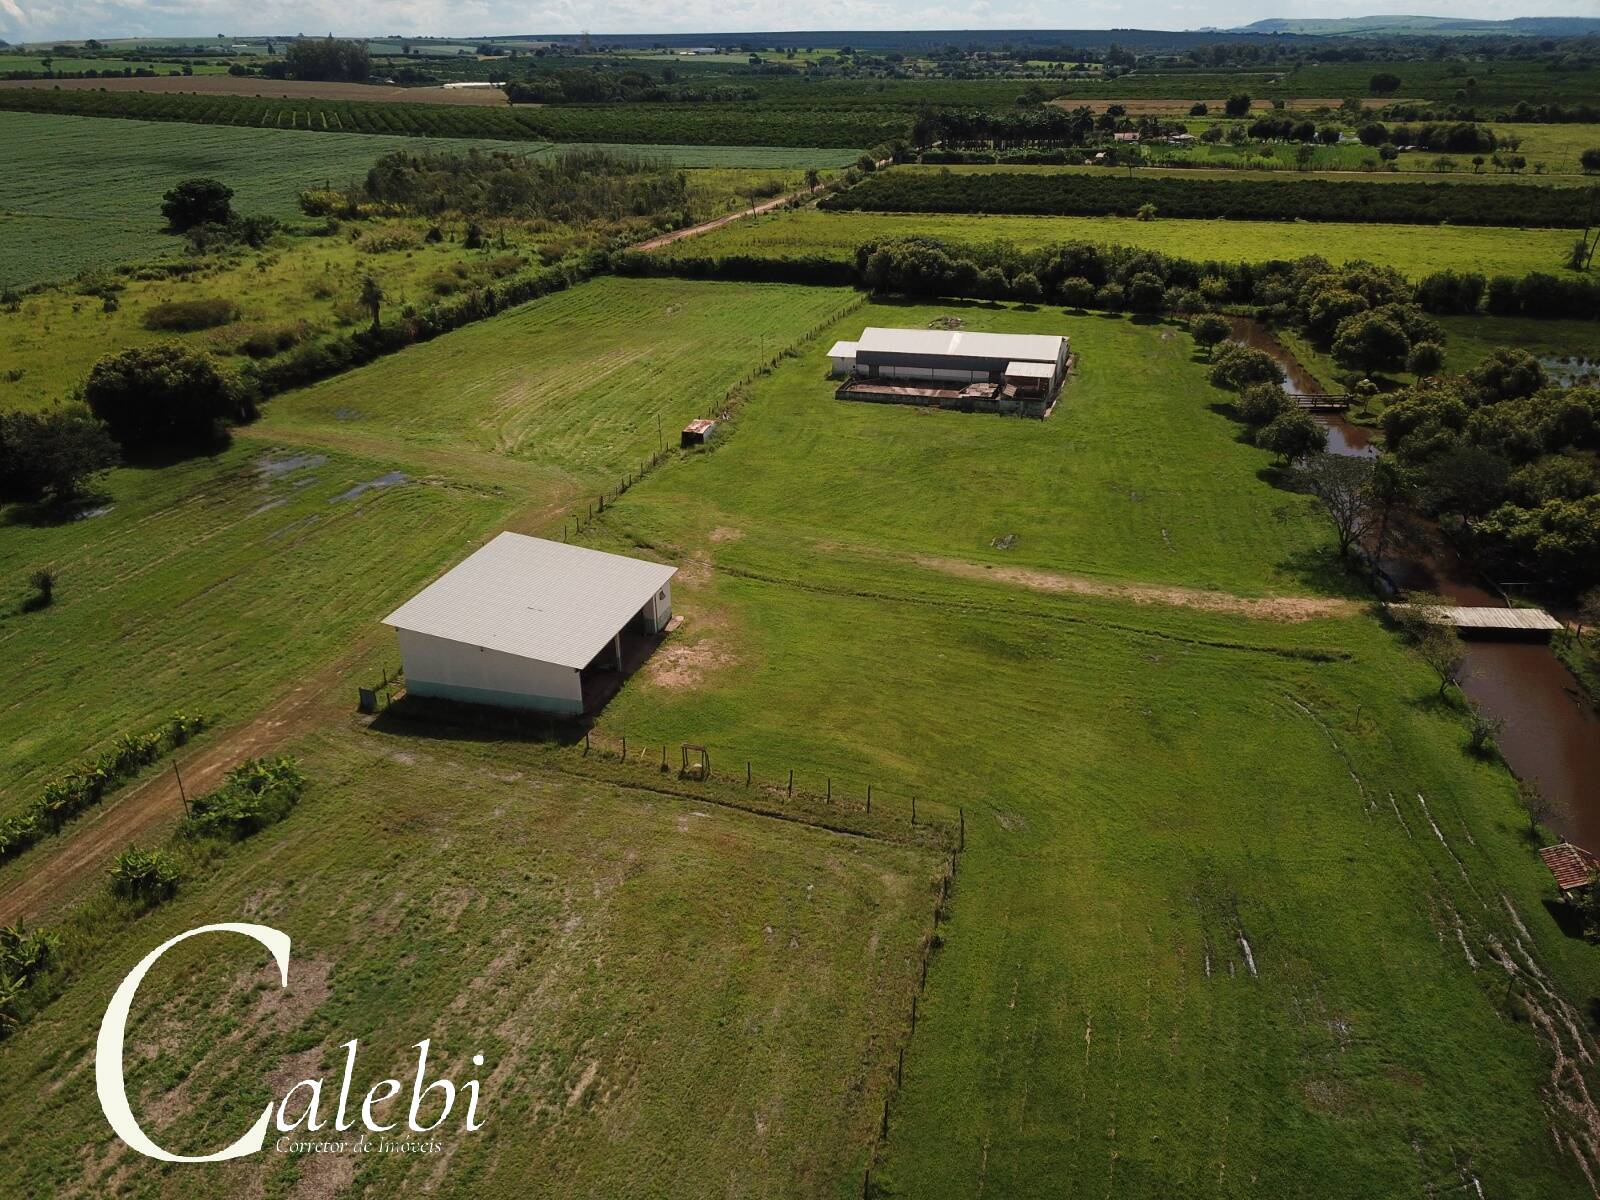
[0,712,208,865]
[820,170,1587,229]
[0,87,908,149]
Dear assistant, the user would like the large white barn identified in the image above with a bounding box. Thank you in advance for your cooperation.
[827,327,1070,393]
[383,533,676,715]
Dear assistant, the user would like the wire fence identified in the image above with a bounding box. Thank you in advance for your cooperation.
[578,726,964,850]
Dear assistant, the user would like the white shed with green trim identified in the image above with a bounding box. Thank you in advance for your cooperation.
[383,532,676,715]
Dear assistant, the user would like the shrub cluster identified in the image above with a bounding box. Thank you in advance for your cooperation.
[141,296,240,332]
[0,713,207,865]
[180,756,305,841]
[820,170,1584,229]
[0,925,58,1033]
[109,846,182,906]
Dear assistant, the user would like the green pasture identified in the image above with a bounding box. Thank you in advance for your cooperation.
[612,299,1336,595]
[577,291,1600,1197]
[666,207,1580,279]
[0,722,942,1198]
[0,279,857,808]
[4,272,1600,1196]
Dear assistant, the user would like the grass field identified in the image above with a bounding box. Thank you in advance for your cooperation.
[0,111,855,289]
[0,722,943,1198]
[574,294,1600,1196]
[665,207,1579,279]
[0,278,860,809]
[5,274,1600,1196]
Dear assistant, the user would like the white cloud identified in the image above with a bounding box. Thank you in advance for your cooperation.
[0,0,1590,44]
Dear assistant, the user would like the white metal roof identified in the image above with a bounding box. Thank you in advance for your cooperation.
[383,533,677,670]
[1004,360,1056,378]
[826,340,859,357]
[855,327,1065,364]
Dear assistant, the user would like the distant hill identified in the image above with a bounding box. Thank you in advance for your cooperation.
[1236,15,1600,37]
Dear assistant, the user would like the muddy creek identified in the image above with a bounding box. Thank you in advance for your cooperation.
[1229,319,1600,848]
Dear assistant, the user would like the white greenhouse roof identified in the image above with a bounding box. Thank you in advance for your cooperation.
[856,327,1065,364]
[826,340,859,357]
[1004,360,1056,378]
[383,533,676,670]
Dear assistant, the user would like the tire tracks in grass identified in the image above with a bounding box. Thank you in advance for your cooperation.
[1287,690,1600,1194]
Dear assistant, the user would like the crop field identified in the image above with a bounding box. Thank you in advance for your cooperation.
[0,86,901,149]
[0,278,858,807]
[0,54,234,75]
[1045,60,1600,107]
[661,207,1579,279]
[822,169,1585,228]
[903,161,1593,186]
[0,111,852,289]
[0,74,514,104]
[0,722,944,1198]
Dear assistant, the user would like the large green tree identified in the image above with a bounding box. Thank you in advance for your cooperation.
[83,344,245,454]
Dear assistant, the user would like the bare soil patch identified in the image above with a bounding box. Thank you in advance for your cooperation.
[917,554,1359,622]
[3,76,510,106]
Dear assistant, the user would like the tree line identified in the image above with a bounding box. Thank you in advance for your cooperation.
[819,170,1589,229]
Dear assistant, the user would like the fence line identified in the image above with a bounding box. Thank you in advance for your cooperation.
[579,725,962,844]
[558,292,867,545]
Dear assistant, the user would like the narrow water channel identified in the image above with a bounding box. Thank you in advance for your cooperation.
[1228,319,1600,848]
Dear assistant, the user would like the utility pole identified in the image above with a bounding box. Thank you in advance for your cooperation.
[173,761,191,819]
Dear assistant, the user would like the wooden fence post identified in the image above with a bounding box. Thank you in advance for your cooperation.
[584,732,590,756]
[911,795,917,826]
[621,735,627,761]
[746,761,751,787]
[960,806,965,850]
[788,769,793,797]
[827,777,831,804]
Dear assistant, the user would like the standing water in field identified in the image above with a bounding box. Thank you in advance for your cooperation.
[1228,319,1600,849]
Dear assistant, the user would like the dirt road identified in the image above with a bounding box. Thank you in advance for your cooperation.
[0,659,352,928]
[628,189,813,253]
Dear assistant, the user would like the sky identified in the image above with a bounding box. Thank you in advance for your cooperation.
[0,0,1593,45]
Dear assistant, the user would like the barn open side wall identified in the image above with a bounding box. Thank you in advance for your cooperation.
[396,628,584,715]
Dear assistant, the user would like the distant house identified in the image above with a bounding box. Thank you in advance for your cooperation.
[1113,131,1141,143]
[383,533,676,715]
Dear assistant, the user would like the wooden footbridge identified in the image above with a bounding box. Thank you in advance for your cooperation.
[1390,604,1564,637]
[1292,394,1350,412]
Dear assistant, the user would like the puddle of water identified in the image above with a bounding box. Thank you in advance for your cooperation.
[256,452,328,481]
[249,499,288,517]
[73,504,113,521]
[331,471,407,503]
[1233,317,1600,847]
